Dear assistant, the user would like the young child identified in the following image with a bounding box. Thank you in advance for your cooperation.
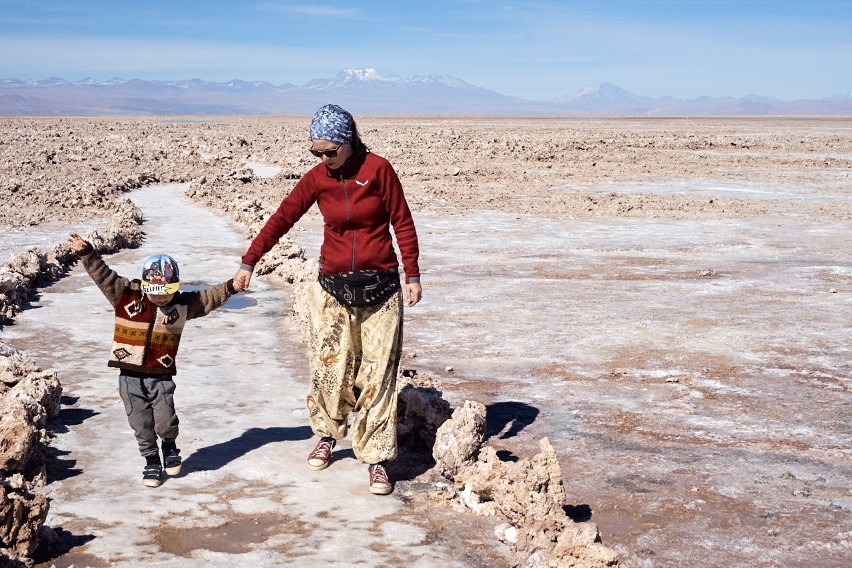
[68,233,241,487]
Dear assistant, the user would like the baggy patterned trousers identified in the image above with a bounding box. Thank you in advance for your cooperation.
[305,280,403,464]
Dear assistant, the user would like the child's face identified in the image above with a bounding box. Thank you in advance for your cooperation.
[147,293,175,306]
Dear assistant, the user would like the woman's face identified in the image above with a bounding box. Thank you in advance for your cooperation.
[310,139,352,170]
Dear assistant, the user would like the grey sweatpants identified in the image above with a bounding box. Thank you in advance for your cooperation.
[118,374,179,458]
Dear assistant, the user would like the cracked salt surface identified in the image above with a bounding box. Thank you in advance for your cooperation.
[3,173,852,566]
[1,223,80,258]
[581,178,851,201]
[245,161,281,179]
[254,177,852,565]
[401,210,851,383]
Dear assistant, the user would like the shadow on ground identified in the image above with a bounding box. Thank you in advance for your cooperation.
[184,426,313,472]
[33,527,97,568]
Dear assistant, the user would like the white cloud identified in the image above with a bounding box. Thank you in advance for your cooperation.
[253,2,363,19]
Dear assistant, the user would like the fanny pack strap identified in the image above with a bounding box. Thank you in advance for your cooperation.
[318,270,400,307]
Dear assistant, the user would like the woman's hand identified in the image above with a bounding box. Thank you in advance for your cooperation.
[233,268,252,292]
[406,283,422,307]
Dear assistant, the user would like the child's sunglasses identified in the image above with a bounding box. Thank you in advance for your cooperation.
[310,144,342,158]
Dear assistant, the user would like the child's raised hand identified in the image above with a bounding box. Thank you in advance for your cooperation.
[68,232,90,254]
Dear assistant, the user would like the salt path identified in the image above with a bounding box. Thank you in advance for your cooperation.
[4,183,468,567]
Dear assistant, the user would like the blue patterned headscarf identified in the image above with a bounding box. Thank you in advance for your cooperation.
[309,104,354,144]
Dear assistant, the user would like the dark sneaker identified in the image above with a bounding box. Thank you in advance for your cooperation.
[307,437,336,471]
[163,448,182,476]
[142,463,162,487]
[368,463,392,495]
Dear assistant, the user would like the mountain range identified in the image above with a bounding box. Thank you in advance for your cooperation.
[2,69,850,116]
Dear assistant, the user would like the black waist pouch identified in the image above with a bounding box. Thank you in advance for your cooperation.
[318,269,401,307]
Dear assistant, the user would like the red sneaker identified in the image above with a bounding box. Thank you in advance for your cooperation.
[307,437,336,471]
[368,463,393,495]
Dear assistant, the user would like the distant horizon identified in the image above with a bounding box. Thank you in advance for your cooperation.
[3,71,850,104]
[2,1,851,101]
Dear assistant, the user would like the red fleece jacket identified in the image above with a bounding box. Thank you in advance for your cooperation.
[241,150,420,283]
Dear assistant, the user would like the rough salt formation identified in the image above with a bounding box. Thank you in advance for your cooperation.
[0,199,143,326]
[186,172,319,341]
[433,402,619,567]
[396,373,453,452]
[0,246,74,326]
[0,200,142,566]
[2,117,851,230]
[0,343,62,567]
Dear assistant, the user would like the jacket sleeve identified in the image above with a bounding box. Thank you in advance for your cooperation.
[184,279,237,320]
[78,247,131,308]
[379,161,420,283]
[240,176,317,269]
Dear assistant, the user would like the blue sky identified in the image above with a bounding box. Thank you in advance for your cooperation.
[1,0,850,100]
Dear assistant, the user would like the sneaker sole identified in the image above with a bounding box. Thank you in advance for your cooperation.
[142,478,162,488]
[164,464,182,476]
[369,483,393,495]
[307,459,330,471]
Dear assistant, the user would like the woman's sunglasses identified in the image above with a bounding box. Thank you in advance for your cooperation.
[310,144,342,158]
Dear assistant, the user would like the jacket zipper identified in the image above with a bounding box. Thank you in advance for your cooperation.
[341,176,356,270]
[141,301,156,370]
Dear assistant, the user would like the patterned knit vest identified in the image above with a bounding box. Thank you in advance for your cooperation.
[108,287,189,375]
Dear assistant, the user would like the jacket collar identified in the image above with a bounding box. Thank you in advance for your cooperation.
[326,147,368,180]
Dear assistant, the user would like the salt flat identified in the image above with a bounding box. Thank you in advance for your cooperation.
[2,116,851,567]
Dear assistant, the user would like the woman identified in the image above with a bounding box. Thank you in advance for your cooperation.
[234,104,421,495]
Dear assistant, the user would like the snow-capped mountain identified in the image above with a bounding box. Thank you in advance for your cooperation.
[302,68,403,90]
[0,69,553,115]
[557,83,651,104]
[551,82,852,115]
[0,69,849,115]
[827,90,852,101]
[553,83,656,114]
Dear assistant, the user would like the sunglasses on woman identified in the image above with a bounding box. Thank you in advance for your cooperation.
[310,144,342,158]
